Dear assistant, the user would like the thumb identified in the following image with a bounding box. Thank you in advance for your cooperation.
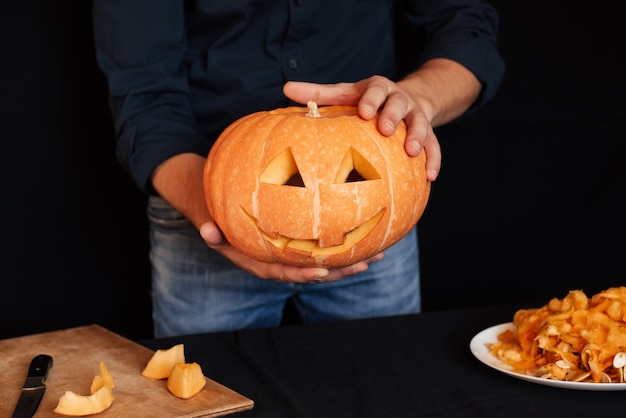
[200,221,225,246]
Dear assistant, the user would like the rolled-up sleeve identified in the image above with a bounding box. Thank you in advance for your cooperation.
[403,0,506,108]
[93,0,208,194]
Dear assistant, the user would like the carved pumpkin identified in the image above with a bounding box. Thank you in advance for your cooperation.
[203,102,430,268]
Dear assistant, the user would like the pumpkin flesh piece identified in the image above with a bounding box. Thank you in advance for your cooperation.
[53,386,114,416]
[141,343,185,380]
[167,362,207,399]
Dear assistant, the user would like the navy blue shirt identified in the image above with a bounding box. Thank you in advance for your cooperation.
[93,0,504,194]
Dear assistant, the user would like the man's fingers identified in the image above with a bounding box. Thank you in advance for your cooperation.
[283,81,360,106]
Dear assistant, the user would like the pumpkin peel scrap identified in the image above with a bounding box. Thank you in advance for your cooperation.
[53,362,115,416]
[204,102,430,267]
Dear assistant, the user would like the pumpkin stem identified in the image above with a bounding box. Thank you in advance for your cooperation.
[305,100,320,118]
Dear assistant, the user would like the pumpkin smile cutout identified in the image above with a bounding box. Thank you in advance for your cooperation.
[204,102,430,268]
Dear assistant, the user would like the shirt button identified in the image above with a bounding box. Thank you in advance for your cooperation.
[288,59,298,69]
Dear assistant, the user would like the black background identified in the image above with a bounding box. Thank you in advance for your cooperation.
[2,1,624,340]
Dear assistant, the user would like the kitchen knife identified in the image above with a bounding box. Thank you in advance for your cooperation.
[12,354,53,418]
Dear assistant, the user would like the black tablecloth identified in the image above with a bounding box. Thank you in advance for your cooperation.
[141,303,625,418]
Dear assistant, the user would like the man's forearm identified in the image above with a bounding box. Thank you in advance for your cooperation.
[151,152,212,230]
[398,58,482,127]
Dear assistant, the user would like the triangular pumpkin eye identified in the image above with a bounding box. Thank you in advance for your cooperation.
[260,148,305,187]
[335,148,381,183]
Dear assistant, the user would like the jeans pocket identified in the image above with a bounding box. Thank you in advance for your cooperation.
[147,196,192,229]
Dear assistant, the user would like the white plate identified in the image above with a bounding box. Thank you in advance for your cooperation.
[470,322,626,391]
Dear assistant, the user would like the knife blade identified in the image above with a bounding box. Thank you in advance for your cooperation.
[12,354,53,418]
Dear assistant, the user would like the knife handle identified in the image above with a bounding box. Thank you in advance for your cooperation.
[24,354,53,388]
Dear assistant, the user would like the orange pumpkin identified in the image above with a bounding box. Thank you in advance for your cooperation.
[203,102,430,268]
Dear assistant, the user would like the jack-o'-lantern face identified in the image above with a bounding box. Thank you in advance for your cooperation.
[204,103,430,268]
[250,146,384,253]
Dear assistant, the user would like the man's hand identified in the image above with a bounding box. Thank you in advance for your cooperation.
[283,58,482,183]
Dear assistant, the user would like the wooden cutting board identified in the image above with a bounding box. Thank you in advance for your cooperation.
[0,325,254,417]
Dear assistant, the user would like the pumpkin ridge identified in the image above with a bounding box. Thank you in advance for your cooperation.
[251,112,290,219]
[312,116,321,241]
[252,113,292,263]
[352,116,400,252]
[241,205,281,262]
[373,123,398,251]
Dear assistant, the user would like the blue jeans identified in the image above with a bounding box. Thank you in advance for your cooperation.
[148,196,421,337]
